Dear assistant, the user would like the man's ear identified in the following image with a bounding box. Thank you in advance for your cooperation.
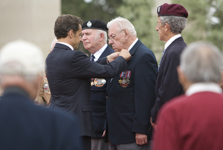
[68,30,73,38]
[164,23,170,32]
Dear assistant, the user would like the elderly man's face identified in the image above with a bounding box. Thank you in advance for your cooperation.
[156,17,166,42]
[108,23,125,52]
[82,29,99,54]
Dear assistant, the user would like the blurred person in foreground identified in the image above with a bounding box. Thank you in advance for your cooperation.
[153,41,223,150]
[46,14,131,150]
[151,3,189,127]
[0,40,81,150]
[35,38,58,106]
[105,17,157,150]
[82,19,113,150]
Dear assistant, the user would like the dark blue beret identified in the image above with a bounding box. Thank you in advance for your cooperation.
[82,19,108,31]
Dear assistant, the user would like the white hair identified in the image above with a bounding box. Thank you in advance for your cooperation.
[95,30,107,43]
[0,40,45,80]
[107,17,137,36]
[180,41,223,83]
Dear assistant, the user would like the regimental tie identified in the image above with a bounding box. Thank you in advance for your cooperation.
[158,49,165,71]
[90,55,95,62]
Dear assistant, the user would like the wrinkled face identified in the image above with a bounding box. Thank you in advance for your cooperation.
[155,17,166,42]
[108,23,126,52]
[72,24,82,50]
[82,29,99,53]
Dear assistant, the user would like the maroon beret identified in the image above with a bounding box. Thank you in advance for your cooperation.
[157,3,188,18]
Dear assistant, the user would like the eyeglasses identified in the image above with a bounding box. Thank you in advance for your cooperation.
[108,29,124,42]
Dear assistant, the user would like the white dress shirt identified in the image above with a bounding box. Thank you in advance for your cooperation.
[186,82,222,96]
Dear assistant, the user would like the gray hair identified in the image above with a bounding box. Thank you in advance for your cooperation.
[95,30,107,43]
[160,16,187,34]
[180,41,223,83]
[0,40,44,81]
[107,17,137,36]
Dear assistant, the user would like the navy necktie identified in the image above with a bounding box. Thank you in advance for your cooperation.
[158,49,165,71]
[90,55,95,62]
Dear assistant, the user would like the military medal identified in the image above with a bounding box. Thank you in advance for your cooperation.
[91,78,106,87]
[119,70,131,88]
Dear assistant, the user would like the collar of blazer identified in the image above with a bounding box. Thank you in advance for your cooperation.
[54,43,73,51]
[129,40,142,56]
[100,45,113,59]
[164,37,184,53]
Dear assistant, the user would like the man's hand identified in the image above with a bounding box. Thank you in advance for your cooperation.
[107,52,120,63]
[150,117,156,130]
[119,49,131,61]
[102,130,106,137]
[135,133,147,145]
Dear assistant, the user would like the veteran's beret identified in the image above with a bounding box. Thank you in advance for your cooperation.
[82,19,108,31]
[157,3,188,18]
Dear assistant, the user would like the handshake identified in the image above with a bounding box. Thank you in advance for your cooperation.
[106,49,131,63]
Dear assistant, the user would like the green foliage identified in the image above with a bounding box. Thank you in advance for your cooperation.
[117,0,154,49]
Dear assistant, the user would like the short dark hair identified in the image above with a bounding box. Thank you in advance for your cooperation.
[54,14,83,39]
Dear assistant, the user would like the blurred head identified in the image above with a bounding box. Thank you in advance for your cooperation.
[178,42,223,91]
[156,3,188,42]
[0,40,45,99]
[54,14,83,49]
[107,17,137,52]
[219,67,223,90]
[82,20,108,54]
[50,38,58,52]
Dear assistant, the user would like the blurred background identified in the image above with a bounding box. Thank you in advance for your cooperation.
[0,0,222,62]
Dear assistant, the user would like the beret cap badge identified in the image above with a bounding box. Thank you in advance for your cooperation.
[87,21,92,27]
[157,6,161,14]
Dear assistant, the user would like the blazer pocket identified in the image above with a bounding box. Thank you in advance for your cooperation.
[81,105,92,112]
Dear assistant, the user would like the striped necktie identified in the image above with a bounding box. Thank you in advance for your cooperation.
[158,49,165,71]
[90,55,95,62]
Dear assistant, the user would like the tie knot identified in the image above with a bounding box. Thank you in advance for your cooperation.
[91,55,95,62]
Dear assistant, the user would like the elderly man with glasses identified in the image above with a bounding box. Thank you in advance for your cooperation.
[104,17,157,150]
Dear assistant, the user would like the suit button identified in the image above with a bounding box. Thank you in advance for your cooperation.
[106,96,108,99]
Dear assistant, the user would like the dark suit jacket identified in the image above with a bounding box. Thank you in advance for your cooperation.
[46,43,127,137]
[151,37,187,122]
[91,45,114,138]
[0,87,81,150]
[106,40,158,144]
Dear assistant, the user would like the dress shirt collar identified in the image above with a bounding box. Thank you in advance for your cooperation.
[57,42,74,50]
[164,34,181,51]
[128,38,138,51]
[92,44,108,61]
[186,82,222,96]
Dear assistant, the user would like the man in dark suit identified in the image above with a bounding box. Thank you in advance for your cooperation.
[46,15,131,150]
[153,42,223,150]
[82,19,113,150]
[151,3,189,127]
[105,17,157,150]
[0,40,81,150]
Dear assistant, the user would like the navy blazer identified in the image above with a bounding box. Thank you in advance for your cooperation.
[46,43,127,137]
[106,40,158,144]
[90,45,114,138]
[0,87,81,150]
[151,37,187,122]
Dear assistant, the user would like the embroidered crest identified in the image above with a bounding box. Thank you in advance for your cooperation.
[118,70,131,88]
